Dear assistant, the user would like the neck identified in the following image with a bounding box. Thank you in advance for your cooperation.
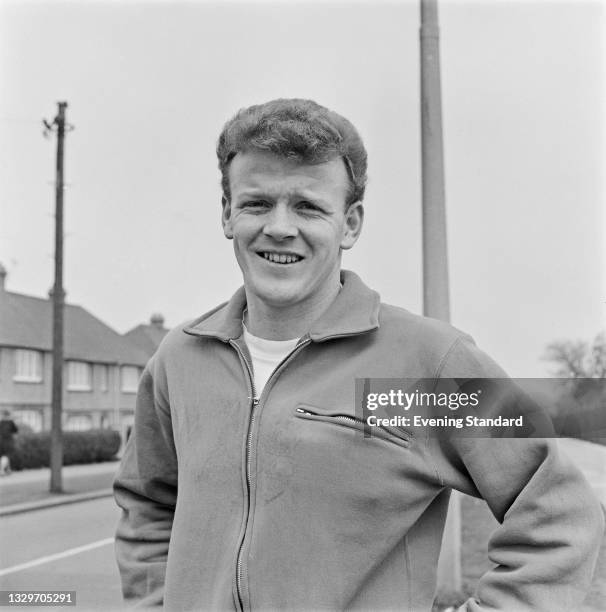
[244,282,341,341]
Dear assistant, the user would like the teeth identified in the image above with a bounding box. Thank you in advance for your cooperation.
[262,252,300,264]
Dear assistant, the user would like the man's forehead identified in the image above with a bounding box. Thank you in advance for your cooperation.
[228,150,349,195]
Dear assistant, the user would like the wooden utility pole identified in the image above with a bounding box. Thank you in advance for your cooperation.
[44,101,69,493]
[420,0,461,592]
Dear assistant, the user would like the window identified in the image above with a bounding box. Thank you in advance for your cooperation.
[14,349,43,382]
[121,366,141,393]
[65,415,92,431]
[17,410,43,432]
[67,361,92,391]
[99,365,109,392]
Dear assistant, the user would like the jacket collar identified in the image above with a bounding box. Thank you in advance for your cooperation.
[182,270,380,343]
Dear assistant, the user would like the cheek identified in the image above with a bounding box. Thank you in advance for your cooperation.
[230,230,250,257]
[231,220,257,244]
[314,226,345,251]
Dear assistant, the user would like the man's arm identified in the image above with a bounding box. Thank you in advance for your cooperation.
[113,360,178,608]
[445,436,604,611]
[432,336,605,612]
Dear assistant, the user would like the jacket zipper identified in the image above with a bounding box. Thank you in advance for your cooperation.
[230,336,311,611]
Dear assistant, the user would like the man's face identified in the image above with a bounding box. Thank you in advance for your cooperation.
[222,150,363,311]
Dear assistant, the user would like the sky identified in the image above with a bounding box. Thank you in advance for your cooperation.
[0,0,604,377]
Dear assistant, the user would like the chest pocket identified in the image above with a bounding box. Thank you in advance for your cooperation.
[294,402,413,449]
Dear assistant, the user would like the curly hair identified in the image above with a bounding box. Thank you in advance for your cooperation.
[216,99,367,207]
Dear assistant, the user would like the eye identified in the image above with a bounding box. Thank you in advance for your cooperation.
[296,201,323,214]
[241,200,270,212]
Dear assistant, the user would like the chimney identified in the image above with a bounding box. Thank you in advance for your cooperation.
[0,263,6,292]
[150,313,165,329]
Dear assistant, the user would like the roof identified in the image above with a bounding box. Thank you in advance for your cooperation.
[123,323,169,359]
[0,290,149,366]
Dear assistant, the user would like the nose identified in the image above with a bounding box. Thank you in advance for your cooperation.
[262,205,298,241]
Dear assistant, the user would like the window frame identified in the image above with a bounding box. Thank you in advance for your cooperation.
[17,409,43,432]
[120,365,141,393]
[13,349,44,383]
[67,360,93,392]
[65,414,93,431]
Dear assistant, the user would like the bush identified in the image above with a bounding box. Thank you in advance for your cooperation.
[11,428,121,470]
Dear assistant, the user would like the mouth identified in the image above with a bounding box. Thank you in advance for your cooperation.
[257,251,304,265]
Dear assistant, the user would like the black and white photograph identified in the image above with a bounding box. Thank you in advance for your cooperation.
[0,0,604,610]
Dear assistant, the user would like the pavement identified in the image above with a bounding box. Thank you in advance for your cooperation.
[0,461,119,516]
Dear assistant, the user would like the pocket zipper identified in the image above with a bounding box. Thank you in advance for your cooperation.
[296,407,365,426]
[295,406,411,446]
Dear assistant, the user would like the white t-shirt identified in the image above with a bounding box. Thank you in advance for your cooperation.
[242,323,300,398]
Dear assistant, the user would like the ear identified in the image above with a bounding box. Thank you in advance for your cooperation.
[221,196,233,239]
[340,201,364,250]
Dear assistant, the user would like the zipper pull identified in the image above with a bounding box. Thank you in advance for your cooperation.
[253,397,259,406]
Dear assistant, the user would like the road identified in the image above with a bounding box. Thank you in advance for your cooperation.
[0,497,125,610]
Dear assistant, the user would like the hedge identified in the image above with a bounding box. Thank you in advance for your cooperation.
[10,428,121,470]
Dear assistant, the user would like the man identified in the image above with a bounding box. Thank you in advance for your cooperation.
[0,409,18,476]
[114,99,604,611]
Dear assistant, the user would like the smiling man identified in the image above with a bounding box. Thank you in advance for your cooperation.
[223,149,362,340]
[114,99,604,612]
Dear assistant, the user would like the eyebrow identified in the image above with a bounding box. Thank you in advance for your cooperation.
[235,189,331,208]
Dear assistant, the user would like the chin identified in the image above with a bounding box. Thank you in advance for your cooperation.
[258,290,302,308]
[252,282,304,308]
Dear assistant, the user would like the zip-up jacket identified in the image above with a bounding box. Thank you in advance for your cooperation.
[114,270,604,611]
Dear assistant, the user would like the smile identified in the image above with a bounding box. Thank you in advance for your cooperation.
[258,252,303,265]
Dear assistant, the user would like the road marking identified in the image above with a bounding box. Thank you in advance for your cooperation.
[0,537,114,576]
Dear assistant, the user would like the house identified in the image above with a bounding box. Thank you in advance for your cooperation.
[0,264,150,437]
[124,313,169,359]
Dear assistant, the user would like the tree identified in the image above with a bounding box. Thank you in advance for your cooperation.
[543,332,606,378]
[542,332,606,442]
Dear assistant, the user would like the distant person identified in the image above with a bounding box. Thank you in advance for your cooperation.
[113,99,604,611]
[0,409,18,476]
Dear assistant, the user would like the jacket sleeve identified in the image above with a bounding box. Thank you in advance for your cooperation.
[113,357,178,608]
[431,335,605,612]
